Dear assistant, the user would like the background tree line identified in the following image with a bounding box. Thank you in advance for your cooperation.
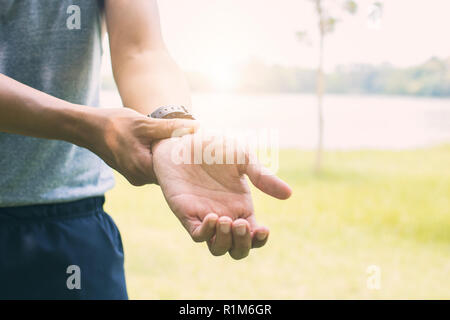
[102,56,450,97]
[185,57,450,97]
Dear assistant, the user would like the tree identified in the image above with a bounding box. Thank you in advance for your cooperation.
[297,1,382,173]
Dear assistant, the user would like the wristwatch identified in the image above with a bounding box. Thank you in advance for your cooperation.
[148,105,195,120]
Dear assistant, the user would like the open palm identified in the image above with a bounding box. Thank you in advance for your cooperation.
[152,133,292,259]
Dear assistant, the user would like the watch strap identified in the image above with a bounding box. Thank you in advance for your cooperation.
[148,105,195,120]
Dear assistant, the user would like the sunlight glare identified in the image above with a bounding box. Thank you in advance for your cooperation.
[207,63,237,92]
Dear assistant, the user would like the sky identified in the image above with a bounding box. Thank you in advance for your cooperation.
[102,0,450,80]
[154,0,450,73]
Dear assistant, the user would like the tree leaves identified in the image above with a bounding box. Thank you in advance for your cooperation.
[295,30,312,45]
[343,0,358,15]
[324,17,338,34]
[295,31,308,42]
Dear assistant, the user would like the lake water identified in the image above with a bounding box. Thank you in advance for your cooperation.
[100,91,450,150]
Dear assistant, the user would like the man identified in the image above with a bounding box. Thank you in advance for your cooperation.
[0,0,292,299]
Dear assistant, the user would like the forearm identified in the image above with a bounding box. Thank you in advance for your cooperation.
[105,0,191,115]
[111,49,192,115]
[0,73,102,148]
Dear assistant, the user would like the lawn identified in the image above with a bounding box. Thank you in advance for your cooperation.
[104,145,450,299]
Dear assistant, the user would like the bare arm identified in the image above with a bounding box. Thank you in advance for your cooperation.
[0,74,197,186]
[105,0,191,115]
[0,73,101,148]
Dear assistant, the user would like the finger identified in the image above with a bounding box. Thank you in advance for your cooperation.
[207,216,233,256]
[244,163,292,200]
[246,216,269,249]
[229,219,251,260]
[251,226,270,249]
[191,213,218,243]
[148,118,200,139]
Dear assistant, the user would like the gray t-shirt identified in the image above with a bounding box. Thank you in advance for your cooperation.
[0,0,115,206]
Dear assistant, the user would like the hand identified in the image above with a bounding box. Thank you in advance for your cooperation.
[151,132,292,259]
[87,107,199,186]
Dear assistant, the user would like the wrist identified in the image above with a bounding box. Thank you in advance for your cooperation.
[62,104,105,151]
[150,138,170,154]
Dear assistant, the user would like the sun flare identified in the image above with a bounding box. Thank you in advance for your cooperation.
[206,63,237,91]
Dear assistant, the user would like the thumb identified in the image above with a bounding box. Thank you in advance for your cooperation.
[147,118,200,139]
[245,163,292,200]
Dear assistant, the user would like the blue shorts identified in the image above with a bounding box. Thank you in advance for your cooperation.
[0,196,128,299]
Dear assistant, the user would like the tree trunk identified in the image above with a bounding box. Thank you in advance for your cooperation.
[314,0,325,174]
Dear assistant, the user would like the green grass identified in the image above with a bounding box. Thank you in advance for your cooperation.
[104,145,450,299]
